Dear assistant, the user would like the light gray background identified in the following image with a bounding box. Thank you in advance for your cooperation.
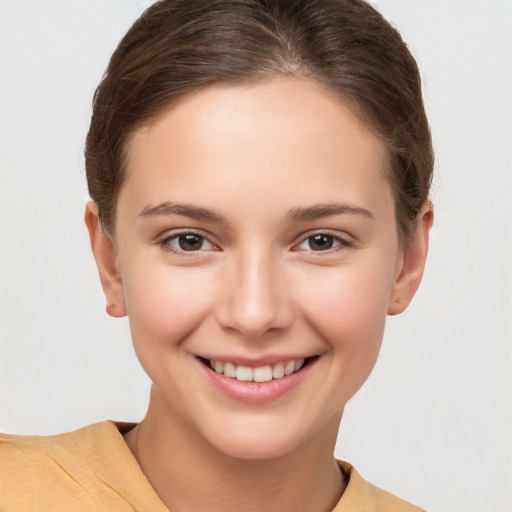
[1,1,511,511]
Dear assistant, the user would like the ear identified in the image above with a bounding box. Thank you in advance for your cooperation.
[388,202,434,315]
[84,202,127,318]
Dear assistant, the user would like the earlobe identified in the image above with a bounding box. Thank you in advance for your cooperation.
[387,202,434,315]
[84,202,127,318]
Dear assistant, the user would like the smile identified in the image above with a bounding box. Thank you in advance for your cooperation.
[207,358,310,383]
[198,355,318,403]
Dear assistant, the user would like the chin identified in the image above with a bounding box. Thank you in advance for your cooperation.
[211,432,301,461]
[199,414,319,461]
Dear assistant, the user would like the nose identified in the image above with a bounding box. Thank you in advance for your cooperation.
[215,249,294,339]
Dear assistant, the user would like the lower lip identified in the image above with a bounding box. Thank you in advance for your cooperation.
[198,358,317,404]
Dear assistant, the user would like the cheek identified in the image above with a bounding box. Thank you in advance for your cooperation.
[301,267,392,407]
[122,264,216,353]
[295,261,394,358]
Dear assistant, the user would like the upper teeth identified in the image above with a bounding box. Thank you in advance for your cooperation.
[209,358,305,383]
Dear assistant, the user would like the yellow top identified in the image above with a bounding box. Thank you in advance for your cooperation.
[0,421,425,512]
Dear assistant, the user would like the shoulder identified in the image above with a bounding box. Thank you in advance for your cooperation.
[0,421,139,511]
[335,461,427,512]
[0,421,128,467]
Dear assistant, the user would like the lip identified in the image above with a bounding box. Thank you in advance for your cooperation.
[197,355,318,404]
[198,354,312,367]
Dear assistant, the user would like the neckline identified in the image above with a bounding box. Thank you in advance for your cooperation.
[98,420,364,512]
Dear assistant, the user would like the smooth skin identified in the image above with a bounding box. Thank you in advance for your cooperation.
[86,78,432,512]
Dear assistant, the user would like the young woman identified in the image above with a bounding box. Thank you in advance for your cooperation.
[0,1,433,510]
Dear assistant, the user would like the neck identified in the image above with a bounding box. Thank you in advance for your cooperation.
[124,387,346,512]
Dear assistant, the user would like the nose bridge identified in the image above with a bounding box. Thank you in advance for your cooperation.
[217,245,292,337]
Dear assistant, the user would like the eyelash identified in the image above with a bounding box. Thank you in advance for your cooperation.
[158,230,353,256]
[293,231,354,254]
[159,230,219,257]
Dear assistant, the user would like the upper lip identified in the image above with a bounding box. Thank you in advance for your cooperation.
[197,354,317,367]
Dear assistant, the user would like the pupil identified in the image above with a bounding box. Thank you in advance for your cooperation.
[179,234,203,251]
[310,234,333,251]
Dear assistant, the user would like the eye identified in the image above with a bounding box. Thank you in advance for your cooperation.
[295,233,352,252]
[162,231,217,253]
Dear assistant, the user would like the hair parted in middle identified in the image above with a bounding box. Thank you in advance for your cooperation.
[85,0,433,243]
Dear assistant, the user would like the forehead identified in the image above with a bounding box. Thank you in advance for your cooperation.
[120,78,393,222]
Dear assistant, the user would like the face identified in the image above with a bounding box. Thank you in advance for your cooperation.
[88,78,429,460]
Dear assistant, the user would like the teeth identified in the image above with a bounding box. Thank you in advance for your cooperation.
[253,365,273,383]
[272,363,284,379]
[235,366,253,381]
[223,362,236,378]
[284,360,295,376]
[208,358,308,382]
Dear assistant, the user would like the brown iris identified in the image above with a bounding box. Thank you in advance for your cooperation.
[178,234,204,251]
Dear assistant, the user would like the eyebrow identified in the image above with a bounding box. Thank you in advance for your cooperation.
[138,202,225,223]
[138,201,373,224]
[286,203,374,222]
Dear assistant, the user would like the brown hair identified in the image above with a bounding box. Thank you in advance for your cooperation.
[85,0,433,242]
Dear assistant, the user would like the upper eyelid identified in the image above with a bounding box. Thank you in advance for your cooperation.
[159,227,216,242]
[291,230,355,252]
[294,229,353,243]
[156,228,353,249]
[157,229,221,254]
